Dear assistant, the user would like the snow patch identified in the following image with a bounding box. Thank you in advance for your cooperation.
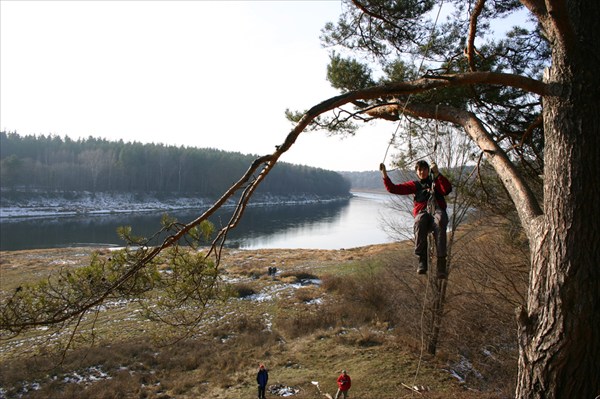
[1,190,349,219]
[447,355,483,383]
[269,384,300,397]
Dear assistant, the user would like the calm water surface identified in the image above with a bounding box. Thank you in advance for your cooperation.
[0,192,412,251]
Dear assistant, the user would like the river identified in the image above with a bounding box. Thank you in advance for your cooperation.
[0,192,413,251]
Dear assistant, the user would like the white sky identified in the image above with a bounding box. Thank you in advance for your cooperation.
[1,0,394,172]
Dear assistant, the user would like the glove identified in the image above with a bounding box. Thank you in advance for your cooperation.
[379,163,389,178]
[430,163,439,178]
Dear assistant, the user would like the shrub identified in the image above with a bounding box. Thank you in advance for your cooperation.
[230,282,256,298]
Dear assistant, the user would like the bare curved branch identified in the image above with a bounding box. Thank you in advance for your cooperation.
[1,70,549,333]
[312,72,550,112]
[466,0,486,71]
[188,71,548,250]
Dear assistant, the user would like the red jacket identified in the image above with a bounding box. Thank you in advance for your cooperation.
[383,174,452,217]
[337,373,351,391]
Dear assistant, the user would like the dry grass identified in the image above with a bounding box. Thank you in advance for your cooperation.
[0,233,524,399]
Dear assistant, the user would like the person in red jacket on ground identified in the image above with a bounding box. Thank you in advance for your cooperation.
[380,160,453,279]
[335,369,351,399]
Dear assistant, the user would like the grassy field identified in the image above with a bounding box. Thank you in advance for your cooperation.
[0,226,526,399]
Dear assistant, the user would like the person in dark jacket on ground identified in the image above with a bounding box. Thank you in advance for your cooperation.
[335,369,351,399]
[380,160,452,278]
[256,364,269,399]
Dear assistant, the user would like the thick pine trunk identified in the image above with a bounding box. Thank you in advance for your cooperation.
[516,1,600,397]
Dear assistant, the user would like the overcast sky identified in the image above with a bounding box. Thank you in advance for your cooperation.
[1,0,399,172]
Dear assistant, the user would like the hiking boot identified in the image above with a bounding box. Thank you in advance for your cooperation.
[417,257,428,275]
[436,257,447,279]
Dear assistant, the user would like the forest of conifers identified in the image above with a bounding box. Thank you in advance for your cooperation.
[0,132,351,198]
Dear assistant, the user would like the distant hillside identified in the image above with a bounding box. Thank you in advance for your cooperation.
[340,169,414,192]
[0,132,350,201]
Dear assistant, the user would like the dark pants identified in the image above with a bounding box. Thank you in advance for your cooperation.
[414,209,448,259]
[335,388,349,399]
[258,385,266,399]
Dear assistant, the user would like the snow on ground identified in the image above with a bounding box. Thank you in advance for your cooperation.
[446,355,484,383]
[241,278,322,303]
[269,384,300,397]
[0,244,326,398]
[0,191,213,218]
[0,190,348,219]
[2,366,112,399]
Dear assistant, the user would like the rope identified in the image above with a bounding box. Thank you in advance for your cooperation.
[407,105,442,399]
[373,2,445,395]
[432,104,440,164]
[382,119,404,163]
[410,274,430,396]
[381,0,446,166]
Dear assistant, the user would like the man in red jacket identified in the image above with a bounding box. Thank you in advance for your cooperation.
[380,160,452,278]
[335,369,351,399]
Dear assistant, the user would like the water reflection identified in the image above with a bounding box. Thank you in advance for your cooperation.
[0,194,406,250]
[0,193,410,251]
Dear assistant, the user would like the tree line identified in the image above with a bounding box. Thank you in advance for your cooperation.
[0,132,351,198]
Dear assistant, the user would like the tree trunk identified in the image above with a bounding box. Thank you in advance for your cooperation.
[516,1,600,396]
[426,275,447,355]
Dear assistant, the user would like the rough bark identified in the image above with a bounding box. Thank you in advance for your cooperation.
[515,0,600,397]
[366,48,599,397]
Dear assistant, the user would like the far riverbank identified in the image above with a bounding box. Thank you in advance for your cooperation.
[0,192,408,251]
[0,189,352,219]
